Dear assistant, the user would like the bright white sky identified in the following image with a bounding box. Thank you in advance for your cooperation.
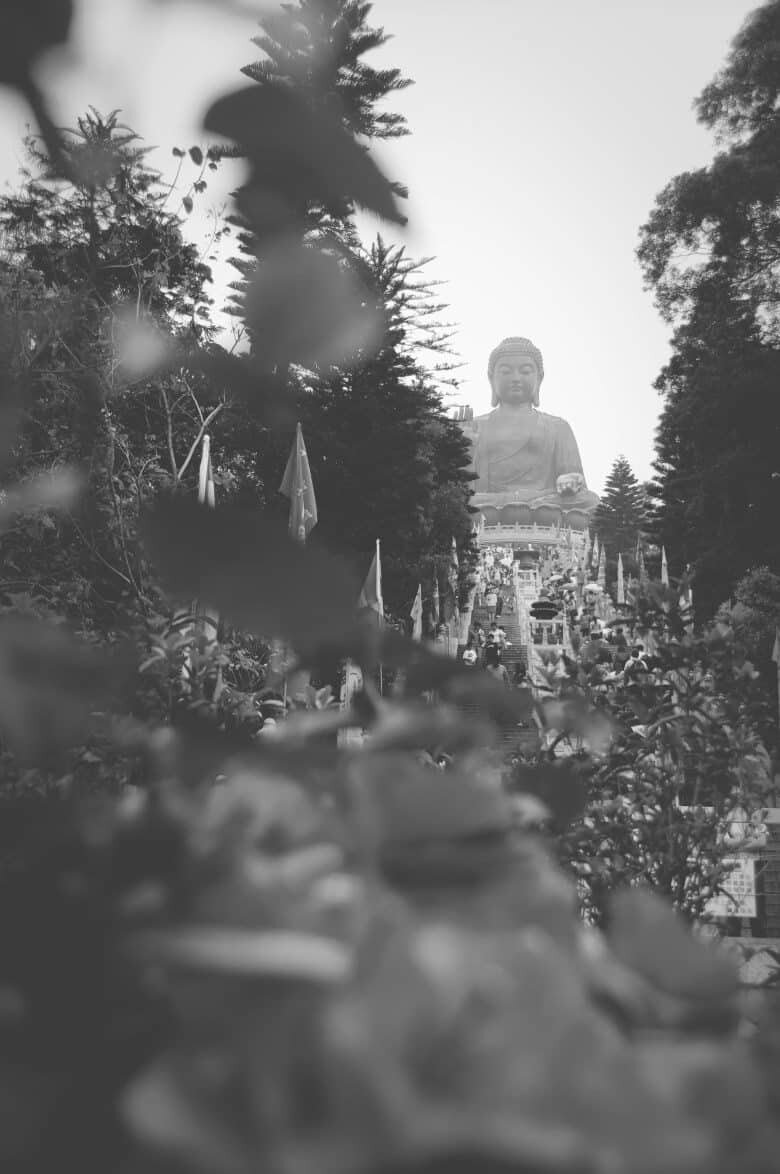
[0,0,759,495]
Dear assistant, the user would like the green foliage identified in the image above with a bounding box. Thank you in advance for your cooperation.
[545,585,776,923]
[287,238,475,609]
[1,4,780,1174]
[718,565,780,679]
[638,0,780,617]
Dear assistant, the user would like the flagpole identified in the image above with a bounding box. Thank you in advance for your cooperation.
[377,537,384,697]
[278,422,318,711]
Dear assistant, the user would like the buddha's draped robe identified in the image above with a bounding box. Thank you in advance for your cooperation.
[465,407,598,510]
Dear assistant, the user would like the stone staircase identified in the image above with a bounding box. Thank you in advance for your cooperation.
[470,587,540,759]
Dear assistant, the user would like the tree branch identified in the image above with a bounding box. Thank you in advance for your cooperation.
[176,402,225,483]
[159,386,179,479]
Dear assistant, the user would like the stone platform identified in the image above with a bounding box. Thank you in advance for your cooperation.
[476,499,594,534]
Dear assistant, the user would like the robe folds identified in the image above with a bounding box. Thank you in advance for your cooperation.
[463,406,598,512]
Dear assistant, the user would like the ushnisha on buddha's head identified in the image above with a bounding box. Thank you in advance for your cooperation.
[487,337,544,408]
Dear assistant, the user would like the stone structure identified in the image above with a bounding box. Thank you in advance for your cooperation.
[458,337,599,532]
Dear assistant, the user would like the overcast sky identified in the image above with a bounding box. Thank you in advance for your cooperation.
[0,0,759,494]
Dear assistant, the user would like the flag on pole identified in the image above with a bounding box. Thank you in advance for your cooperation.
[279,421,318,544]
[198,433,218,635]
[592,534,600,571]
[198,432,212,505]
[358,539,384,627]
[661,546,669,586]
[180,433,219,692]
[431,575,440,626]
[410,583,423,641]
[617,552,625,604]
[639,547,648,584]
[597,545,606,589]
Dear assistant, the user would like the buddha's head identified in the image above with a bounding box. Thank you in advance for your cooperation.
[488,337,544,407]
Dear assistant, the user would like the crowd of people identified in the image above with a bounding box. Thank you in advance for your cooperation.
[476,547,516,622]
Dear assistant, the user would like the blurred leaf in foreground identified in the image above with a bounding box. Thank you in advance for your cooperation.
[204,84,405,229]
[0,617,118,765]
[607,888,738,1003]
[353,752,512,850]
[245,241,385,371]
[0,0,73,87]
[141,497,359,647]
[510,762,587,828]
[0,467,82,534]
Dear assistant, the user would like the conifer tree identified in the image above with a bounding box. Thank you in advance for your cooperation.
[217,3,474,612]
[638,1,780,616]
[222,0,412,324]
[593,456,647,571]
[257,237,474,610]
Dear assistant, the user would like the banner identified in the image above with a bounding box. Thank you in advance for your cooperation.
[410,583,423,641]
[358,539,384,626]
[279,421,318,543]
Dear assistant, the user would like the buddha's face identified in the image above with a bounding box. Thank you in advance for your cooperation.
[491,355,540,406]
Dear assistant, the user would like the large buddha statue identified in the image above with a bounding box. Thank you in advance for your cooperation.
[459,336,598,524]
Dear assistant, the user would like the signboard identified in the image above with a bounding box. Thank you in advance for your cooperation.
[706,856,757,919]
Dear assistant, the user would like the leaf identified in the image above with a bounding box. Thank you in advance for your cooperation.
[203,84,404,225]
[172,147,185,157]
[188,145,204,165]
[245,240,384,370]
[182,195,193,214]
[540,696,614,756]
[0,467,82,533]
[0,617,121,765]
[121,1055,252,1173]
[0,0,73,86]
[353,752,512,849]
[511,762,587,827]
[607,888,738,1002]
[359,700,495,754]
[441,672,535,728]
[140,497,359,647]
[116,314,173,379]
[128,928,349,981]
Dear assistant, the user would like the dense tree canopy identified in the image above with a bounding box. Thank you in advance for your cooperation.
[638,0,780,618]
[217,0,475,614]
[256,237,475,611]
[0,110,224,625]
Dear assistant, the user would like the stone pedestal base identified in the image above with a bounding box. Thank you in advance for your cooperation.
[476,500,594,532]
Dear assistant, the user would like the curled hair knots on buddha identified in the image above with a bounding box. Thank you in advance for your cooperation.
[488,337,544,407]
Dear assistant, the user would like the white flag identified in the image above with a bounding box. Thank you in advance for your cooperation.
[410,583,423,641]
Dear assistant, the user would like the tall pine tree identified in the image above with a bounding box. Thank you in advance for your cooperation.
[257,237,475,611]
[218,2,475,612]
[222,0,412,326]
[593,456,647,583]
[638,1,780,617]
